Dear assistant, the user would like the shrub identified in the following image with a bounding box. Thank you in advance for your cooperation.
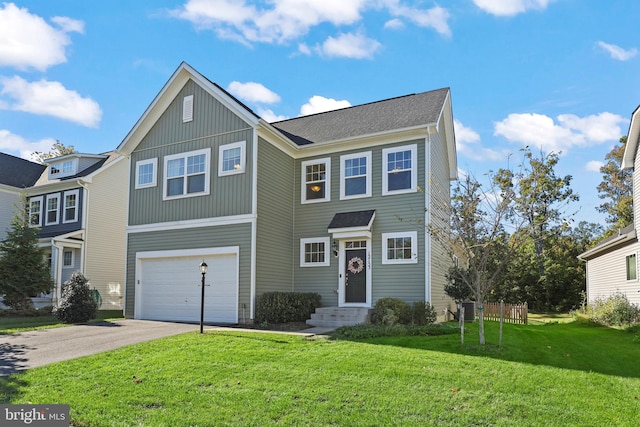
[411,301,437,325]
[332,323,458,340]
[53,272,98,323]
[581,293,640,327]
[372,298,411,325]
[255,292,321,323]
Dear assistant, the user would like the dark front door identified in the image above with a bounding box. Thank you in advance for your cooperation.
[345,248,367,303]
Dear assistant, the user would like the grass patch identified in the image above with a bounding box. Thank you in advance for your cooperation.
[1,321,639,426]
[528,312,574,325]
[0,310,123,334]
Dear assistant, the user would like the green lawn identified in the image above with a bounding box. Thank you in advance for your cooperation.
[0,310,124,334]
[1,320,639,426]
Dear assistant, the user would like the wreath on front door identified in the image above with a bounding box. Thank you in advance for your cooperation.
[347,256,365,274]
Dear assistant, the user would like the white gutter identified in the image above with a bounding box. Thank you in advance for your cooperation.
[425,129,432,304]
[77,179,90,274]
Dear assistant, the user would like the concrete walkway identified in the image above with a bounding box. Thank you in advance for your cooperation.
[0,320,334,376]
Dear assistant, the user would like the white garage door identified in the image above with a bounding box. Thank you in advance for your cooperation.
[138,253,238,323]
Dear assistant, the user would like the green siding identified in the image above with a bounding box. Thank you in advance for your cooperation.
[293,139,428,307]
[124,223,252,319]
[255,139,295,294]
[129,80,254,225]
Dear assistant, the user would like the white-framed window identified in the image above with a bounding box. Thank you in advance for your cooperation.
[28,196,43,227]
[301,158,330,203]
[300,237,330,267]
[49,159,78,178]
[219,141,246,176]
[163,149,210,200]
[183,95,194,123]
[340,151,371,200]
[45,193,60,226]
[63,189,79,223]
[382,231,418,264]
[135,158,158,189]
[63,250,74,267]
[626,253,637,281]
[62,160,74,173]
[382,144,418,195]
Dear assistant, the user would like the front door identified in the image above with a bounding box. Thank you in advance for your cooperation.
[345,248,367,303]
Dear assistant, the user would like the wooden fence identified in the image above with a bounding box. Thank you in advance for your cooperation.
[478,302,528,325]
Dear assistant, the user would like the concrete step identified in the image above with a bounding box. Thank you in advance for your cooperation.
[306,307,371,327]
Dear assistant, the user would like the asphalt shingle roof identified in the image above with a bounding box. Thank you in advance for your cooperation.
[0,152,46,188]
[271,88,449,146]
[328,210,376,229]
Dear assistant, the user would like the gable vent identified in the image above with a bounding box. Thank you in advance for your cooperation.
[182,95,194,123]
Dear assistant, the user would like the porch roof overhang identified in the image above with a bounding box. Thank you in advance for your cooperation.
[328,210,376,239]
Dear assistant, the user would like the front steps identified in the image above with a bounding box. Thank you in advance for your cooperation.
[306,307,372,328]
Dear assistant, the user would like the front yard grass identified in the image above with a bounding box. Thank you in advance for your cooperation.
[1,320,639,426]
[0,310,124,334]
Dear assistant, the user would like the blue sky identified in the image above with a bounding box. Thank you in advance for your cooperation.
[0,0,638,225]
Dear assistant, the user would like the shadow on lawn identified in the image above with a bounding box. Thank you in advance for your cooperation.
[0,342,31,377]
[347,321,640,379]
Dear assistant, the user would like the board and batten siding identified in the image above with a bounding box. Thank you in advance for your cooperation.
[124,223,253,319]
[255,138,295,294]
[586,242,640,306]
[128,79,255,226]
[293,139,428,307]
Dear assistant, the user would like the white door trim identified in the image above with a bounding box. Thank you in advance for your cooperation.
[337,239,372,308]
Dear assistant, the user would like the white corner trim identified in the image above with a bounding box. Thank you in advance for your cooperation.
[126,214,256,234]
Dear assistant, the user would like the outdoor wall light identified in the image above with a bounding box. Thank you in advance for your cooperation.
[199,261,208,334]
[332,240,339,258]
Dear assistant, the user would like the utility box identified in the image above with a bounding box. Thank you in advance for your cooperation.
[457,301,476,322]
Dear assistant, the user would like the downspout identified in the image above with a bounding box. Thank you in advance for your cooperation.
[77,179,89,275]
[51,239,63,306]
[425,128,432,304]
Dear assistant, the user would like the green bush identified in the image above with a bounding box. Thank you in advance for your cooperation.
[255,292,321,323]
[411,301,437,325]
[372,298,411,325]
[581,293,640,327]
[53,272,98,323]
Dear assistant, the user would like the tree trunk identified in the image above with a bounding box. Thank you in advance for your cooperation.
[478,301,485,345]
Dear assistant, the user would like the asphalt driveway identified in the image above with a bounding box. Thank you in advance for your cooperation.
[0,320,198,376]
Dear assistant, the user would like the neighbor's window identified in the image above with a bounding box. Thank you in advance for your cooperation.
[163,149,210,200]
[219,141,246,176]
[626,254,637,280]
[45,193,60,226]
[63,189,79,223]
[340,151,371,200]
[62,160,74,174]
[301,158,330,203]
[382,144,417,195]
[28,196,43,227]
[300,237,330,267]
[382,231,418,264]
[135,158,157,189]
[63,250,74,267]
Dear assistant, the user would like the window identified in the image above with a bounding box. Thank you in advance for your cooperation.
[50,164,60,175]
[300,237,330,267]
[135,158,158,189]
[340,152,371,200]
[28,196,43,227]
[63,190,79,223]
[163,149,210,200]
[382,231,418,264]
[45,194,60,225]
[219,141,246,176]
[62,160,74,173]
[626,254,637,281]
[183,95,194,123]
[382,144,418,195]
[301,158,330,203]
[63,250,74,267]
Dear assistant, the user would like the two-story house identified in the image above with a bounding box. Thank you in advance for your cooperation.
[117,62,457,325]
[579,105,640,306]
[25,152,127,310]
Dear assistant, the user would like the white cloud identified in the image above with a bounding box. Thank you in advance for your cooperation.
[0,129,57,160]
[383,2,451,37]
[585,160,604,172]
[384,18,404,30]
[494,112,626,153]
[258,107,288,123]
[319,32,381,59]
[597,41,638,61]
[300,95,351,116]
[454,119,505,161]
[298,43,312,55]
[472,0,553,17]
[0,76,102,127]
[454,119,480,143]
[0,3,83,71]
[227,81,281,104]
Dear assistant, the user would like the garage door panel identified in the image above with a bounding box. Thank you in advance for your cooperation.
[139,253,238,323]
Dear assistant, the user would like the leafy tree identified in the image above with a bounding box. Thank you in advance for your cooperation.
[31,140,76,164]
[53,271,98,323]
[0,202,52,310]
[596,137,633,238]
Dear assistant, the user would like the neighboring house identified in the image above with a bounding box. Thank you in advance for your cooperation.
[0,153,46,241]
[579,105,640,306]
[24,152,128,310]
[117,62,458,325]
